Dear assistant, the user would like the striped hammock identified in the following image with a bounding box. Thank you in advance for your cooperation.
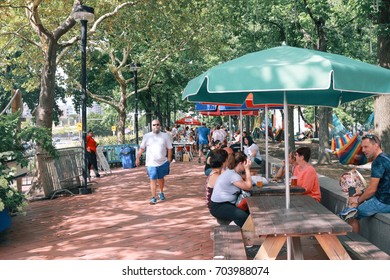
[334,134,368,165]
[331,133,352,151]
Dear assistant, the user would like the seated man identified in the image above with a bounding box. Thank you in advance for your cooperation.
[346,134,390,233]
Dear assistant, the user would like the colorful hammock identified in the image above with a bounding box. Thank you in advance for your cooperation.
[335,134,368,165]
[331,133,352,151]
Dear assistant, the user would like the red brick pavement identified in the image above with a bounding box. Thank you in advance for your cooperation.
[0,159,328,260]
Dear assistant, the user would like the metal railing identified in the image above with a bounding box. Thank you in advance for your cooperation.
[102,144,139,165]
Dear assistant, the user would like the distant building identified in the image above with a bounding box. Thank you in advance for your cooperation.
[87,102,103,115]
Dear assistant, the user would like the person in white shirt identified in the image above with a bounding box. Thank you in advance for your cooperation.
[171,125,178,141]
[136,120,173,204]
[243,136,262,165]
[165,126,174,143]
[212,125,226,144]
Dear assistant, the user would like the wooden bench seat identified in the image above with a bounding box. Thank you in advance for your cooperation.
[338,232,390,260]
[213,225,247,260]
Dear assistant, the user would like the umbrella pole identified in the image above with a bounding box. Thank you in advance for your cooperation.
[240,109,243,151]
[283,94,290,208]
[265,106,269,180]
[283,91,292,260]
[229,116,232,142]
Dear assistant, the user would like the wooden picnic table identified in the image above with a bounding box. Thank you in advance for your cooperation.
[242,195,352,260]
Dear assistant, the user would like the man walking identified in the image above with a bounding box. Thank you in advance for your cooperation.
[135,120,173,204]
[196,122,210,163]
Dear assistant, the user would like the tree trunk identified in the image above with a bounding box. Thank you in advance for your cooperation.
[35,42,58,196]
[375,0,390,153]
[317,107,332,164]
[288,106,295,152]
[117,84,128,144]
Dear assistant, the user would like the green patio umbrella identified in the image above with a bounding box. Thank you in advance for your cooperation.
[182,45,390,207]
[183,45,390,106]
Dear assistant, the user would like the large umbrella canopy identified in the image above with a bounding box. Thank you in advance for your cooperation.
[183,45,390,106]
[175,116,201,126]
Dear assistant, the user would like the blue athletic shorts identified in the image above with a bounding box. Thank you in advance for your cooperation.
[147,161,170,180]
[355,196,390,219]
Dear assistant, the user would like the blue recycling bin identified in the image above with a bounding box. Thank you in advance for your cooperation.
[120,145,136,169]
[0,208,11,233]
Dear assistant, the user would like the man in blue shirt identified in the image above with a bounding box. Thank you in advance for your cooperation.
[348,134,390,233]
[196,122,210,163]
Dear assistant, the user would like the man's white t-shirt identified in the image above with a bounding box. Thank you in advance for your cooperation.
[212,129,226,143]
[140,132,173,167]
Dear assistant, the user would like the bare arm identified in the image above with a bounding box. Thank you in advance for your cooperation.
[276,160,286,178]
[135,147,145,167]
[233,160,253,191]
[167,148,173,162]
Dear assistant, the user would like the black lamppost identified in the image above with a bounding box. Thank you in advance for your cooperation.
[130,63,141,145]
[73,5,94,192]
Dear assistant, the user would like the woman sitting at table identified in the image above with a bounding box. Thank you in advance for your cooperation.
[204,140,223,176]
[275,151,297,179]
[243,136,262,165]
[293,147,321,202]
[205,149,229,208]
[209,151,253,228]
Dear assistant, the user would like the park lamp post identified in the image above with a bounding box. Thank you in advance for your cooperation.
[130,63,141,146]
[73,4,94,193]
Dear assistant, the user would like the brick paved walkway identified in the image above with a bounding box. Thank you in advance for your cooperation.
[0,159,328,260]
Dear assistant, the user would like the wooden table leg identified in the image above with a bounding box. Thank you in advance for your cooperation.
[315,234,352,260]
[241,215,263,245]
[254,236,286,260]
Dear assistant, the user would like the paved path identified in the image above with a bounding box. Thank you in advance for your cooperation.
[0,159,328,260]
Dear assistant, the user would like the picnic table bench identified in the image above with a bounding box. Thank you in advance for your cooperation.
[338,232,390,260]
[213,225,247,260]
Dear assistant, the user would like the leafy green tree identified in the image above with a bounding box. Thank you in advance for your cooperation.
[87,112,111,136]
[0,1,139,194]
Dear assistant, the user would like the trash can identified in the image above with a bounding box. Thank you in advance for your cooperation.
[120,145,136,169]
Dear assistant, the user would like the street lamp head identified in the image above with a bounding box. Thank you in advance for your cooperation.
[130,63,142,72]
[73,4,95,23]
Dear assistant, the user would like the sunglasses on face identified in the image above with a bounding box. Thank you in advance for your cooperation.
[152,124,160,126]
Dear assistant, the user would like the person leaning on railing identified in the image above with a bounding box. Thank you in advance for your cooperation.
[86,130,100,178]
